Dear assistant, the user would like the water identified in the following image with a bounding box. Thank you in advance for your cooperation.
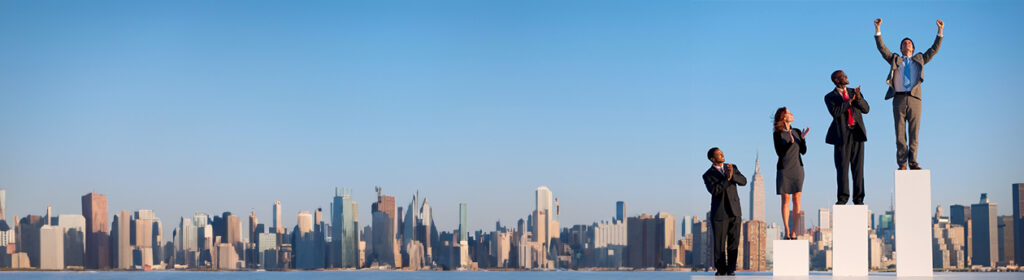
[2,271,1024,280]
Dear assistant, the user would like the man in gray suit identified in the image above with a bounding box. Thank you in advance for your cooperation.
[873,18,944,170]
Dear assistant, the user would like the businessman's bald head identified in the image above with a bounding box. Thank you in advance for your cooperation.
[831,70,848,87]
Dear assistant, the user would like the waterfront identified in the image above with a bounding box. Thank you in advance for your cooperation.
[2,271,1024,280]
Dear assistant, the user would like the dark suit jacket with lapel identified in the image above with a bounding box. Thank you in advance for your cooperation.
[875,35,942,100]
[825,87,871,145]
[773,128,807,169]
[702,164,747,220]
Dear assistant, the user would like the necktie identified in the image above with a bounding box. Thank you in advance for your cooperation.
[903,57,912,89]
[842,89,855,126]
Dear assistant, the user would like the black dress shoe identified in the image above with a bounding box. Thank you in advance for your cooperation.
[854,202,864,205]
[727,271,736,276]
[836,201,847,205]
[909,163,922,170]
[715,271,726,276]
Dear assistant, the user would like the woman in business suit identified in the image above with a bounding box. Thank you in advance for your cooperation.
[773,107,808,239]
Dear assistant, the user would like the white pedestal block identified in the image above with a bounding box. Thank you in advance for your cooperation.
[894,170,933,277]
[773,239,809,276]
[832,205,868,276]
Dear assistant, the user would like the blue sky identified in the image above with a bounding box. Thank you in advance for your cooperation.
[1,1,1022,239]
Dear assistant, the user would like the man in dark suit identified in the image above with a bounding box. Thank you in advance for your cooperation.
[825,70,870,205]
[702,147,747,276]
[874,18,943,170]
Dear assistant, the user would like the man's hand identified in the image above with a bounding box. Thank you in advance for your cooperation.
[937,19,944,36]
[726,164,734,181]
[848,86,862,104]
[874,18,882,33]
[802,127,810,139]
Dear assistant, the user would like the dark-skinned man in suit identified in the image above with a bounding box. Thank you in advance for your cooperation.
[702,147,747,276]
[825,70,870,205]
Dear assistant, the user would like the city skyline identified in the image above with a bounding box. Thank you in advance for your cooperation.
[2,0,1024,244]
[0,179,1021,271]
[1,181,1021,249]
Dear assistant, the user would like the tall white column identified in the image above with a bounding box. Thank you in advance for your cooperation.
[832,205,868,276]
[772,239,809,276]
[895,170,933,277]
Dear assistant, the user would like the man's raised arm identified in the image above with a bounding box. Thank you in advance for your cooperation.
[923,19,944,64]
[874,18,892,60]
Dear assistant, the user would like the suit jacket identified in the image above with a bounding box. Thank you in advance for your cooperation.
[875,35,942,100]
[773,128,807,169]
[825,87,870,145]
[702,164,747,220]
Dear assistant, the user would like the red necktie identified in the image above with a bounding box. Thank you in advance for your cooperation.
[841,88,855,126]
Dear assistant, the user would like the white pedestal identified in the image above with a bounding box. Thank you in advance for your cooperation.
[895,170,933,277]
[832,205,868,276]
[773,239,809,276]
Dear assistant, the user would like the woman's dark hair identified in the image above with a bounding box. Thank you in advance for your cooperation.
[707,147,720,160]
[774,107,788,132]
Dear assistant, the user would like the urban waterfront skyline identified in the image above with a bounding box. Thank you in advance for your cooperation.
[0,180,1021,271]
[1,0,1023,273]
[3,1,1024,240]
[2,167,1021,240]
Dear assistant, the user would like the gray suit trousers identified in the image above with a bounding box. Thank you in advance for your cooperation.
[893,94,921,166]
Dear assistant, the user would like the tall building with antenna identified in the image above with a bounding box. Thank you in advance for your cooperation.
[749,154,765,222]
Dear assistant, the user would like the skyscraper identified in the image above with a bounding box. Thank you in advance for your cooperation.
[193,212,211,251]
[81,192,110,269]
[332,188,359,268]
[273,201,283,235]
[950,204,971,226]
[616,201,626,222]
[225,214,241,247]
[371,187,398,268]
[131,209,160,267]
[1013,183,1024,267]
[625,212,676,268]
[17,215,44,268]
[248,212,258,246]
[971,193,998,267]
[257,232,278,269]
[535,186,553,246]
[765,223,780,267]
[749,156,765,222]
[295,210,318,269]
[224,212,242,265]
[997,215,1015,265]
[690,217,712,269]
[175,217,197,263]
[459,203,468,243]
[818,208,831,230]
[417,198,433,262]
[112,210,132,269]
[57,214,86,268]
[742,220,767,271]
[949,204,971,266]
[457,202,470,269]
[0,188,5,221]
[680,216,695,237]
[39,224,64,270]
[401,192,420,264]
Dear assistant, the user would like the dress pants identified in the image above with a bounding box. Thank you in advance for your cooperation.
[834,129,865,204]
[712,215,740,273]
[893,93,921,166]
